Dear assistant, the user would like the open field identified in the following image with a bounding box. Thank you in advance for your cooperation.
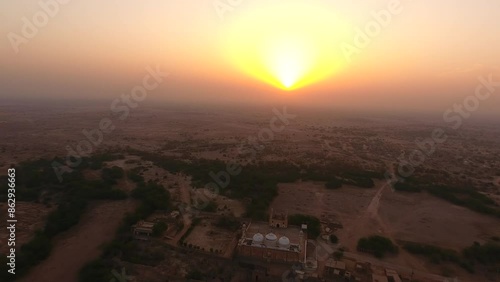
[378,190,500,250]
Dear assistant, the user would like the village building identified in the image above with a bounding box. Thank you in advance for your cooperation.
[237,209,307,263]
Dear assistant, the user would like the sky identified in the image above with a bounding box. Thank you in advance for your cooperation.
[1,0,499,116]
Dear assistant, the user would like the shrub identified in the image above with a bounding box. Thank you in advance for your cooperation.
[463,242,500,265]
[357,235,398,258]
[215,216,240,231]
[394,182,421,192]
[201,201,217,213]
[79,259,113,282]
[333,250,343,259]
[325,178,342,189]
[289,214,321,239]
[152,222,168,237]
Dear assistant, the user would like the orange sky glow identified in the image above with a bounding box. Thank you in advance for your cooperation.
[1,0,499,115]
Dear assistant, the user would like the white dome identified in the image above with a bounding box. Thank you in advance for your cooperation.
[252,233,264,244]
[278,236,290,248]
[265,233,277,241]
[264,233,277,247]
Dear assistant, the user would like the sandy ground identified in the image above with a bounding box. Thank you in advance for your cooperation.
[271,181,379,224]
[19,199,137,282]
[378,190,500,250]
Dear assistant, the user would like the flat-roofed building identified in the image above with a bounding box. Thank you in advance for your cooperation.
[324,259,346,277]
[131,220,155,240]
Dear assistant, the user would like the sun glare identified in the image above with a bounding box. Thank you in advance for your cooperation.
[222,2,351,91]
[265,38,314,90]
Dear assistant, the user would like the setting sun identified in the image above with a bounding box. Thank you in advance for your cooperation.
[264,37,315,90]
[222,2,352,91]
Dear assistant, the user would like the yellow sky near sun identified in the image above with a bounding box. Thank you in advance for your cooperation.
[222,2,352,90]
[1,0,499,114]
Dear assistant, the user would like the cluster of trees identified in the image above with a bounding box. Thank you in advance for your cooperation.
[78,259,115,282]
[101,166,124,185]
[288,214,321,239]
[0,152,174,281]
[463,242,500,265]
[132,149,382,220]
[303,162,383,189]
[325,178,343,189]
[186,269,205,280]
[403,241,475,272]
[402,240,500,273]
[119,240,165,266]
[44,194,88,237]
[339,172,376,188]
[403,242,462,264]
[201,201,218,212]
[127,167,145,183]
[393,178,500,218]
[0,153,127,203]
[426,185,499,217]
[85,153,125,170]
[0,158,72,202]
[152,222,168,237]
[131,149,293,220]
[0,156,127,280]
[330,234,339,244]
[357,235,398,258]
[215,216,240,231]
[130,181,171,221]
[393,182,422,192]
[80,180,173,281]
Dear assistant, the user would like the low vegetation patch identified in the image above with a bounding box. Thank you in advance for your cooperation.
[357,235,398,258]
[403,241,478,273]
[0,155,127,281]
[463,241,500,265]
[215,216,240,231]
[330,234,339,244]
[152,222,168,237]
[325,178,342,189]
[80,179,173,281]
[288,214,321,239]
[130,149,383,220]
[392,178,500,218]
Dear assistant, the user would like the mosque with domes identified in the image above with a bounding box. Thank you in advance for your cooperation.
[237,209,307,263]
